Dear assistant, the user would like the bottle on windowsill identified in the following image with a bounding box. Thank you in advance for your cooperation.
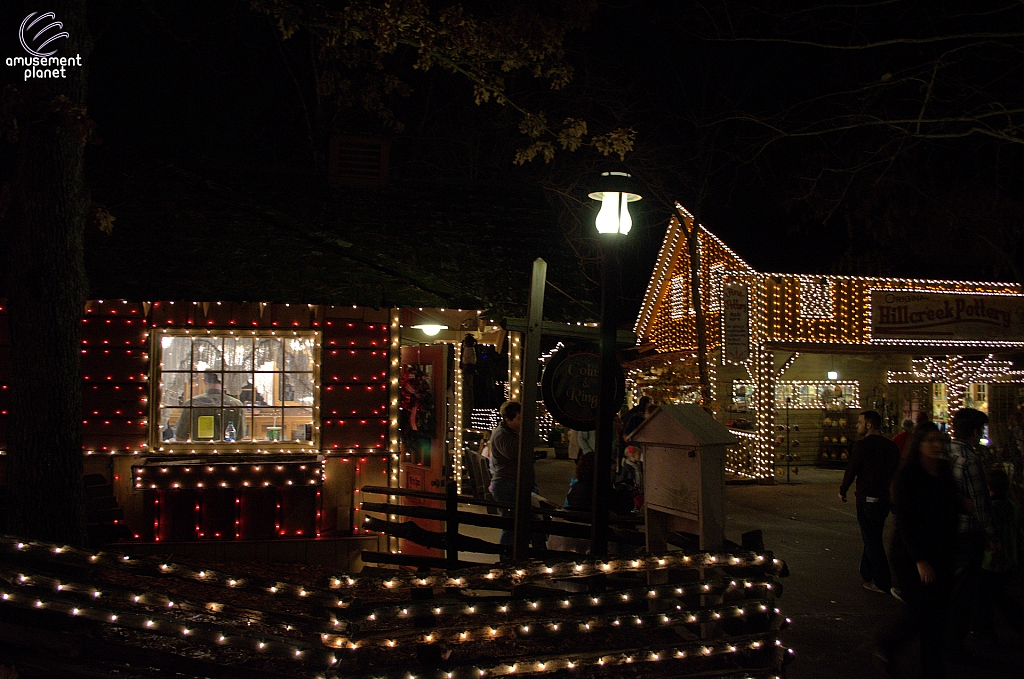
[224,422,236,443]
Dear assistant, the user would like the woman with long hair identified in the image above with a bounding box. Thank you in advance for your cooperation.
[877,422,960,678]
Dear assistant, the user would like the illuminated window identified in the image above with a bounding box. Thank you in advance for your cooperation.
[153,332,319,447]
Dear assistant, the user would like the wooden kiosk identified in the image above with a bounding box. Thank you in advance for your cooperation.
[627,404,734,551]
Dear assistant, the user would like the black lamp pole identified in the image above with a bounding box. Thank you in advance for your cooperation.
[590,238,619,556]
[588,171,639,557]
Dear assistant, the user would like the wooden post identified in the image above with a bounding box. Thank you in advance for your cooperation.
[445,479,459,570]
[513,259,546,560]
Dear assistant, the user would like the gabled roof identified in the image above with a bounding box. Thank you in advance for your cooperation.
[628,404,738,446]
[634,204,754,344]
[72,149,597,321]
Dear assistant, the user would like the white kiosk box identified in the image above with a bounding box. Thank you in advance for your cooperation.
[627,404,736,551]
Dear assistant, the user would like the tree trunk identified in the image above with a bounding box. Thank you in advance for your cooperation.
[684,217,712,407]
[4,0,91,545]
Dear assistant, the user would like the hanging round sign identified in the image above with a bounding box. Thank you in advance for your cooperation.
[540,342,625,432]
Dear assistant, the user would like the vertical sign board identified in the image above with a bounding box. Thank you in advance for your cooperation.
[723,282,750,363]
[870,291,1024,343]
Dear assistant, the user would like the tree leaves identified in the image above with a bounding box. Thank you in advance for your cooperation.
[247,0,633,163]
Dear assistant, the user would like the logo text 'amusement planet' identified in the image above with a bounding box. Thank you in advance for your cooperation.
[6,12,81,80]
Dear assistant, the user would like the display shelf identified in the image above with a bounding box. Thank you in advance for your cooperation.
[817,407,856,469]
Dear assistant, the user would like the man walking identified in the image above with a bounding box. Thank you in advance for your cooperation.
[840,410,900,594]
[489,400,522,557]
[947,407,999,655]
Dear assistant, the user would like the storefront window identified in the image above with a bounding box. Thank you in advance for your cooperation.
[731,380,860,410]
[967,383,988,413]
[155,332,319,446]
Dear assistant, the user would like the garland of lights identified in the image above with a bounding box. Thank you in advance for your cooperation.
[341,576,777,624]
[330,596,785,650]
[0,536,790,679]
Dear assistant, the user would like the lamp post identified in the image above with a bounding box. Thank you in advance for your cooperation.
[587,171,641,555]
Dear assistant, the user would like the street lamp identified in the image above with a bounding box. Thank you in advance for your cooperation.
[588,171,642,235]
[588,171,641,555]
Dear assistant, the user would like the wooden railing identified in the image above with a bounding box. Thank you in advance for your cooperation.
[358,481,645,569]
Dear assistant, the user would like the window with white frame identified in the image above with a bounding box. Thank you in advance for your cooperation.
[154,331,319,445]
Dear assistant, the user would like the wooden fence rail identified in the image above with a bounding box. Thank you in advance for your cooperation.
[358,480,646,569]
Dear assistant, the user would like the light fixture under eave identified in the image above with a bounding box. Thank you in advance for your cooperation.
[588,171,642,235]
[827,371,838,381]
[412,324,447,337]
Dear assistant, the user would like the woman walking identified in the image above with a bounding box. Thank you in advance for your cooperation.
[877,422,960,678]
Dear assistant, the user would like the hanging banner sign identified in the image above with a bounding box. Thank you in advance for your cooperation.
[723,283,750,363]
[870,290,1024,343]
[541,342,624,432]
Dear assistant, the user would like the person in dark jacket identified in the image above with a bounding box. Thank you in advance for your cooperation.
[488,400,522,556]
[623,396,651,436]
[876,422,960,679]
[840,410,901,594]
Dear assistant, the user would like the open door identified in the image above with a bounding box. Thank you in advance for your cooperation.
[399,345,448,557]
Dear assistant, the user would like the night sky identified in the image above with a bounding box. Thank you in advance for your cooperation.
[4,1,1022,321]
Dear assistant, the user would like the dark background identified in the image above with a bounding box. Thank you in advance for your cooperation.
[4,0,1022,322]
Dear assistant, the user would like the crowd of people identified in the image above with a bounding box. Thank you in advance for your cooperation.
[480,396,657,558]
[839,407,1023,677]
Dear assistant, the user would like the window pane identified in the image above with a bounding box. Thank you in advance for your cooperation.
[191,372,223,407]
[254,372,277,406]
[238,408,253,442]
[252,407,285,441]
[255,338,283,371]
[158,406,185,441]
[161,372,191,407]
[283,407,314,441]
[222,373,249,403]
[223,337,254,372]
[283,373,315,405]
[192,337,223,371]
[285,337,315,372]
[159,336,192,371]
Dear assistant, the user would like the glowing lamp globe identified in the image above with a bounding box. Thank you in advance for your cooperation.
[412,324,447,336]
[588,171,642,235]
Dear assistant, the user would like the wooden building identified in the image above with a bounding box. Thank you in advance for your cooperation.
[631,204,1024,481]
[0,160,595,566]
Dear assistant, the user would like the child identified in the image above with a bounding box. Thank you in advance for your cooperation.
[973,467,1022,644]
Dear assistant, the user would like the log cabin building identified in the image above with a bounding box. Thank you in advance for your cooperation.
[0,160,595,568]
[631,204,1024,482]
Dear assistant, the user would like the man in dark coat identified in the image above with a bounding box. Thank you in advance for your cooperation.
[840,410,901,595]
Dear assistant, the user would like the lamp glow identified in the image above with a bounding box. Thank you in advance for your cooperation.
[588,171,641,235]
[827,371,838,380]
[412,324,446,336]
[596,193,621,234]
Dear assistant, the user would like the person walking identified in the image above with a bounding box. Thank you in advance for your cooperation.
[840,410,901,594]
[876,422,960,679]
[947,407,1000,657]
[488,400,522,558]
